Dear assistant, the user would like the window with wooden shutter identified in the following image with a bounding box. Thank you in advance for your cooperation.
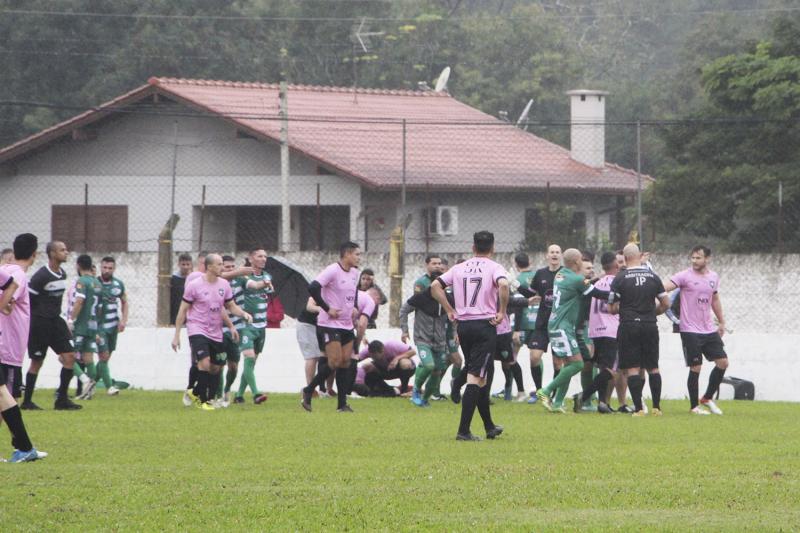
[51,205,128,252]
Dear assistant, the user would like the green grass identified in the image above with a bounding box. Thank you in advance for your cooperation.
[2,392,799,532]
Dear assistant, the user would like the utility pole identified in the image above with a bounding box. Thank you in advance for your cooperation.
[280,81,291,252]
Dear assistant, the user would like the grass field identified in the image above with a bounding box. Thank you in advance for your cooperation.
[2,391,799,532]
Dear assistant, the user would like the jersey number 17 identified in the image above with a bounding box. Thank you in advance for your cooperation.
[462,277,483,307]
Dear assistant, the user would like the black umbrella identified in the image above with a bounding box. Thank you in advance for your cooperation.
[265,256,313,319]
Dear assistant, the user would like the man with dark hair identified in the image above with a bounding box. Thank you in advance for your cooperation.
[170,253,194,325]
[96,256,128,396]
[663,245,728,415]
[0,234,48,461]
[574,251,620,414]
[219,255,245,406]
[24,240,82,410]
[302,241,362,412]
[520,244,562,403]
[432,231,509,441]
[511,252,538,402]
[574,250,598,411]
[356,339,416,396]
[172,254,251,410]
[609,244,670,416]
[69,254,101,401]
[358,268,386,328]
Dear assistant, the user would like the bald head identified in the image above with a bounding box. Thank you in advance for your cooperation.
[623,243,641,267]
[562,248,582,269]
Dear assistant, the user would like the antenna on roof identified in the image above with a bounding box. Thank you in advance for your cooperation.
[434,66,451,93]
[516,98,534,131]
[349,17,385,103]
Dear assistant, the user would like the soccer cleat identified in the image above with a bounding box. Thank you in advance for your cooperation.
[77,380,97,400]
[450,388,461,404]
[198,402,215,411]
[597,402,614,414]
[211,398,225,409]
[9,448,47,463]
[233,396,245,404]
[485,425,504,439]
[411,388,422,404]
[430,394,447,402]
[581,403,598,413]
[301,389,313,412]
[700,398,723,415]
[632,410,648,417]
[618,404,634,414]
[572,393,582,414]
[107,386,120,396]
[254,393,268,405]
[690,406,711,416]
[527,394,539,405]
[456,432,482,442]
[349,392,365,400]
[20,402,42,411]
[514,391,528,403]
[223,391,231,404]
[337,405,354,413]
[651,408,663,416]
[182,390,193,407]
[642,403,649,415]
[536,389,551,411]
[411,391,426,408]
[54,397,82,410]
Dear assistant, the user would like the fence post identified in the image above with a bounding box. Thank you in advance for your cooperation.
[157,214,180,327]
[198,185,206,251]
[636,120,643,250]
[83,183,89,251]
[280,81,291,252]
[388,225,405,328]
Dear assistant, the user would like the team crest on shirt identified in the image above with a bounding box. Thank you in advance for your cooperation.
[218,288,225,296]
[709,281,716,289]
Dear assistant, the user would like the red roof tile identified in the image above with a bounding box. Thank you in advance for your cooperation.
[0,77,651,193]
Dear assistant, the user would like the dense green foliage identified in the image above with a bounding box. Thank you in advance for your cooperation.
[2,391,799,531]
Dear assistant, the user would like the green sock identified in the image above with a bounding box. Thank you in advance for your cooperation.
[414,366,432,391]
[451,363,461,379]
[97,361,113,388]
[543,360,582,396]
[85,361,98,381]
[236,364,248,398]
[224,367,237,393]
[216,373,224,399]
[244,357,259,395]
[73,364,84,378]
[424,373,442,400]
[555,381,570,406]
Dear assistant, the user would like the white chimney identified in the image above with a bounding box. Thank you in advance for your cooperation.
[566,89,608,168]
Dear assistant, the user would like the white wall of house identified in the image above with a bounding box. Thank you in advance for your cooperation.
[0,107,360,251]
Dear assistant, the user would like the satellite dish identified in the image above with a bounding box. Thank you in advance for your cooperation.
[434,66,451,92]
[516,99,534,130]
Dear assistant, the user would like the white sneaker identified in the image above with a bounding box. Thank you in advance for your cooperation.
[211,398,226,409]
[107,386,120,396]
[349,392,365,399]
[182,390,193,407]
[642,403,649,414]
[34,449,48,459]
[514,392,528,403]
[690,406,711,415]
[77,380,97,400]
[700,399,723,415]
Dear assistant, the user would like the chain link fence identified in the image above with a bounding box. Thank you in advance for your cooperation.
[0,102,796,331]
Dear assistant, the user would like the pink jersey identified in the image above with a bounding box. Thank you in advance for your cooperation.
[497,313,512,335]
[589,274,619,339]
[358,340,412,364]
[0,264,31,367]
[439,257,508,321]
[355,290,376,326]
[671,268,720,334]
[185,271,203,288]
[315,262,360,330]
[182,275,233,342]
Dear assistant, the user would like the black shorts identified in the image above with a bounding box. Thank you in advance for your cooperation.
[189,335,226,366]
[494,332,514,363]
[222,333,241,363]
[617,322,659,370]
[28,316,74,359]
[457,319,496,378]
[0,363,22,397]
[528,326,549,351]
[592,337,618,370]
[681,332,727,367]
[316,326,355,348]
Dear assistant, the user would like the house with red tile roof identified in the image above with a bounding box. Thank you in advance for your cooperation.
[0,78,649,253]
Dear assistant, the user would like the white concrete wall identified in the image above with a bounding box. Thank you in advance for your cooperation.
[25,327,800,402]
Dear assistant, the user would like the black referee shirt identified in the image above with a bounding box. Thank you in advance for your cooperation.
[609,266,667,323]
[29,266,68,318]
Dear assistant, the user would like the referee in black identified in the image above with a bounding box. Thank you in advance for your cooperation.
[608,244,670,416]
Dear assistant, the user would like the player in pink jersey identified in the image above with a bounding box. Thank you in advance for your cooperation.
[0,234,47,462]
[356,340,416,397]
[573,251,621,414]
[302,241,362,413]
[663,245,728,415]
[325,288,378,398]
[432,231,509,441]
[173,254,251,410]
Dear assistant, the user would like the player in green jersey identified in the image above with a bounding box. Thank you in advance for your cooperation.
[96,256,128,396]
[70,255,101,401]
[536,249,592,412]
[218,256,245,406]
[574,251,598,412]
[510,253,540,402]
[234,249,272,405]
